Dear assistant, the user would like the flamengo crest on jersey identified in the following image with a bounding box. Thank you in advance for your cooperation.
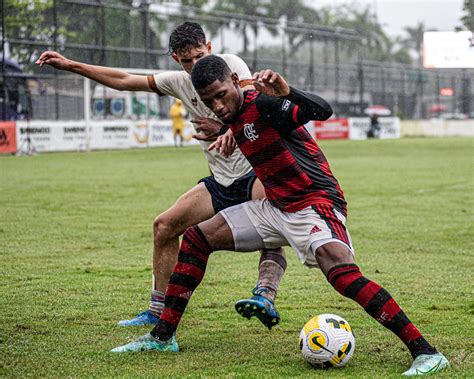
[244,123,259,141]
[229,90,347,215]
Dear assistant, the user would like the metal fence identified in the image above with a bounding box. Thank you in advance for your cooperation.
[2,0,473,121]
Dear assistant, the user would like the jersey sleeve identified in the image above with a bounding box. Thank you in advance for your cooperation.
[148,71,186,98]
[256,94,302,131]
[256,88,333,132]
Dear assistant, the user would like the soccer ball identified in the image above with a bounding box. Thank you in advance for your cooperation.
[299,313,355,368]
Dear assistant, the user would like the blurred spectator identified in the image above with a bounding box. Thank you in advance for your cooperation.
[169,99,186,147]
[367,114,380,138]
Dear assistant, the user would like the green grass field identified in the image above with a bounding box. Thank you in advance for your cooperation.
[1,137,473,378]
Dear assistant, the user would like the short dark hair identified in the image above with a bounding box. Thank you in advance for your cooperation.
[168,22,206,54]
[191,55,232,90]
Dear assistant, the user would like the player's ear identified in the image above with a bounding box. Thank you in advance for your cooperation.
[206,41,212,53]
[171,53,180,64]
[231,72,239,87]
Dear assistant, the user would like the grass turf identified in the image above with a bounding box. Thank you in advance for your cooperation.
[1,137,473,378]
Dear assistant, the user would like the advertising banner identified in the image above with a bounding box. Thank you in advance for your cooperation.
[148,120,175,147]
[16,121,88,152]
[424,31,474,69]
[0,122,17,154]
[348,117,401,140]
[88,120,131,150]
[14,119,200,152]
[16,122,54,152]
[314,118,349,140]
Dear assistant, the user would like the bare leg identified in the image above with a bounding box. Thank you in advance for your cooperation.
[117,183,216,325]
[313,242,354,276]
[153,212,265,340]
[113,213,239,348]
[250,178,286,304]
[152,182,215,293]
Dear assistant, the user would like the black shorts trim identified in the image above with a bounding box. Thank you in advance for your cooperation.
[199,171,257,213]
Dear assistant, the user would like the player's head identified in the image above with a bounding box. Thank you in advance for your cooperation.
[191,55,243,123]
[169,22,212,74]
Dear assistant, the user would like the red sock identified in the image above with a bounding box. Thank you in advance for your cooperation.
[151,225,213,341]
[327,264,436,358]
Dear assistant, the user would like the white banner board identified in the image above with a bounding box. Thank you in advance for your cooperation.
[424,31,474,69]
[348,117,401,140]
[16,120,198,152]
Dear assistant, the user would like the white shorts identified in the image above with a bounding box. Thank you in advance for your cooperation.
[221,199,354,268]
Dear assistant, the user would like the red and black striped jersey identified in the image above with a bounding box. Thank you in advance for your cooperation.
[229,89,347,215]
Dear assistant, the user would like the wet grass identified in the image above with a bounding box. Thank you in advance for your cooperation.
[1,138,473,377]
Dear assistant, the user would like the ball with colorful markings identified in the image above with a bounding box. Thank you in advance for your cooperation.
[299,313,355,368]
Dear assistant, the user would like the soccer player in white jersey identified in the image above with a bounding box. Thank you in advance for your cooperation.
[36,22,285,330]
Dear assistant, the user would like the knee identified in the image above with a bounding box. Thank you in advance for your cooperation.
[153,214,177,241]
[314,242,354,277]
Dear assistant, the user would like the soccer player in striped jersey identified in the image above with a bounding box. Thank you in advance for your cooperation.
[111,55,449,376]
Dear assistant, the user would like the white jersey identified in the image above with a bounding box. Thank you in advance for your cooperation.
[149,54,253,187]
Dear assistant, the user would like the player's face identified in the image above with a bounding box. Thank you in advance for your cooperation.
[197,73,242,123]
[172,42,212,74]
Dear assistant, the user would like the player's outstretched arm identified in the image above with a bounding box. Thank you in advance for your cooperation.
[252,69,332,121]
[35,51,151,92]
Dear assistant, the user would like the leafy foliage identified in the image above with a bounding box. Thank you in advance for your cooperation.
[460,0,474,30]
[3,0,469,70]
[400,22,429,67]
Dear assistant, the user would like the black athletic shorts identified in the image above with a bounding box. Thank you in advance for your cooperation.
[199,171,257,213]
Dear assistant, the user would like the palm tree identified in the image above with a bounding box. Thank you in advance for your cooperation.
[400,22,430,118]
[210,0,269,58]
[372,36,412,64]
[401,22,427,67]
[460,0,474,31]
[335,6,390,59]
[265,0,322,53]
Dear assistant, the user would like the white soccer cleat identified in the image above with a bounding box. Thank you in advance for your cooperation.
[111,333,179,353]
[402,352,450,376]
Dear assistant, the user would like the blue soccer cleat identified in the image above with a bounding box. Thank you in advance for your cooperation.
[117,310,160,327]
[235,287,280,330]
[111,332,179,353]
[402,352,450,376]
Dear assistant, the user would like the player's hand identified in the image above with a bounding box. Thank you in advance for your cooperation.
[252,69,290,97]
[208,129,236,158]
[35,51,72,70]
[191,117,222,141]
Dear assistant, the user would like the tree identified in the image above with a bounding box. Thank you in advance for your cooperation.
[459,0,474,31]
[3,0,66,67]
[265,0,322,53]
[210,0,269,58]
[370,36,411,64]
[334,6,390,60]
[3,0,173,70]
[401,22,427,67]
